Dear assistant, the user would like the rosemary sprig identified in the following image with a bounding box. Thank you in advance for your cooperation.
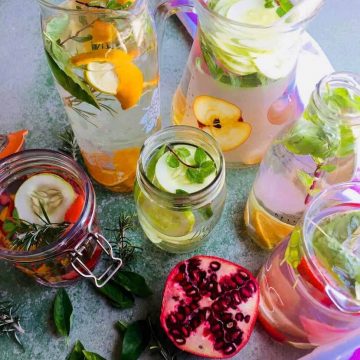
[58,126,81,161]
[106,213,142,265]
[5,203,70,251]
[0,301,25,346]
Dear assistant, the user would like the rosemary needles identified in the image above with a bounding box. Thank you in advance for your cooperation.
[0,301,25,346]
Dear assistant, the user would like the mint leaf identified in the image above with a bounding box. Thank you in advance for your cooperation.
[199,205,213,220]
[186,168,204,184]
[107,0,132,9]
[175,189,188,195]
[297,170,313,191]
[284,226,302,269]
[276,0,294,16]
[324,87,360,114]
[321,164,336,173]
[200,160,216,177]
[337,124,355,158]
[46,15,69,41]
[175,147,191,160]
[194,147,207,166]
[166,153,180,168]
[3,220,16,233]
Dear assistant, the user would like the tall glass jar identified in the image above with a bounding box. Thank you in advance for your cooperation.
[38,0,160,192]
[245,72,360,250]
[168,0,324,166]
[135,126,226,253]
[0,150,122,287]
[258,182,360,348]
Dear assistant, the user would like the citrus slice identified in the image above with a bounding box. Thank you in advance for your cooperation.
[0,130,28,160]
[92,20,117,44]
[71,49,133,67]
[252,209,294,249]
[85,62,118,95]
[139,194,195,237]
[14,173,76,224]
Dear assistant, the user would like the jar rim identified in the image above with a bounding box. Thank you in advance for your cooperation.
[137,125,225,207]
[0,149,95,261]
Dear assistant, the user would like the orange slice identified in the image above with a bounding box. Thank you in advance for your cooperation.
[82,147,140,192]
[92,20,117,44]
[71,49,133,67]
[252,209,294,250]
[0,130,28,160]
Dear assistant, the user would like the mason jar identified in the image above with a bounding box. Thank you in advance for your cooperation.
[135,126,226,253]
[0,150,122,287]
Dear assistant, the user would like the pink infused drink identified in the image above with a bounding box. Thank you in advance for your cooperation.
[258,183,360,348]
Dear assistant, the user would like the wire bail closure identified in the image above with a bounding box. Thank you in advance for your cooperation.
[70,232,122,288]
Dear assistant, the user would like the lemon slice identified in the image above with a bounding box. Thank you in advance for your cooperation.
[85,62,118,95]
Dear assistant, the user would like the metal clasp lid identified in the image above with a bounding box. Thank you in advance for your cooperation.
[70,232,122,288]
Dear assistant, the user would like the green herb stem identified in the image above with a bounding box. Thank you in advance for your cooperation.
[60,18,98,46]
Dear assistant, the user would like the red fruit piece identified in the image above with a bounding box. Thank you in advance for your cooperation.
[0,191,10,206]
[257,312,285,342]
[297,257,325,293]
[160,255,259,359]
[64,194,85,223]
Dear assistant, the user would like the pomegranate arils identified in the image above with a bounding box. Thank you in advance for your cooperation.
[161,256,259,359]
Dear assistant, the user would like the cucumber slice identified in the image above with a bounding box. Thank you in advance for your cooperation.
[154,145,216,194]
[15,173,76,224]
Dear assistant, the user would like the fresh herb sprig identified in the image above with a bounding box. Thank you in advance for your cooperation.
[0,301,25,346]
[4,203,70,252]
[75,0,133,10]
[166,145,216,185]
[264,0,294,17]
[58,126,81,161]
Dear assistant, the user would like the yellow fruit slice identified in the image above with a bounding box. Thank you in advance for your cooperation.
[92,20,117,44]
[82,147,140,191]
[85,62,118,95]
[71,49,133,67]
[252,209,294,250]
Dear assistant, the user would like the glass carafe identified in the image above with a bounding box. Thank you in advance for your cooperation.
[167,0,324,166]
[38,0,160,192]
[258,182,360,348]
[245,72,360,250]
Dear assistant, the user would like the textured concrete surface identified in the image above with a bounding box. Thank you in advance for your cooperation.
[0,0,359,359]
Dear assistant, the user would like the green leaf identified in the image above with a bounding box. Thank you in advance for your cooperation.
[113,271,152,298]
[44,50,100,110]
[53,289,73,337]
[284,226,302,269]
[297,170,313,191]
[321,164,336,173]
[200,160,216,177]
[13,208,19,220]
[96,282,135,309]
[175,147,191,160]
[175,189,189,195]
[336,124,355,158]
[107,0,132,9]
[116,320,128,334]
[166,153,180,168]
[186,168,204,184]
[121,320,151,360]
[3,220,16,233]
[66,340,85,360]
[46,15,69,41]
[194,147,207,166]
[146,145,166,182]
[83,351,106,360]
[73,35,93,43]
[199,205,213,220]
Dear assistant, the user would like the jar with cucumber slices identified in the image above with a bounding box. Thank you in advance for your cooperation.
[0,150,122,287]
[135,126,226,253]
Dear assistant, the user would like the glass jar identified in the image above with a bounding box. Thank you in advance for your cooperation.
[38,0,160,192]
[135,126,226,253]
[258,182,360,348]
[245,72,360,250]
[0,150,122,287]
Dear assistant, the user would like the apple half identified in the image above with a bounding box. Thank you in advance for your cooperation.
[193,95,251,151]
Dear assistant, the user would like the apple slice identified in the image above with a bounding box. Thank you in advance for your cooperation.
[207,122,252,152]
[193,95,241,126]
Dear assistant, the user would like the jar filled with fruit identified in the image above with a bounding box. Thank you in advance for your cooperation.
[0,150,122,287]
[135,126,226,253]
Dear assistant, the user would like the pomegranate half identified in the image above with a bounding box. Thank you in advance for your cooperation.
[160,255,259,358]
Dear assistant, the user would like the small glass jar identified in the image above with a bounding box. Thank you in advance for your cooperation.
[258,182,360,348]
[135,126,226,253]
[0,150,122,287]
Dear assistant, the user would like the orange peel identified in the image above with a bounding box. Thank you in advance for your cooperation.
[0,130,28,160]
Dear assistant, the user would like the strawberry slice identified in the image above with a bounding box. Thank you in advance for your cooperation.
[64,194,85,223]
[258,312,286,342]
[297,257,325,293]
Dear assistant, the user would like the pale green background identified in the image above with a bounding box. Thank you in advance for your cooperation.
[0,0,359,359]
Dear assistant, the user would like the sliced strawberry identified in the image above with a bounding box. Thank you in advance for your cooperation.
[258,312,286,342]
[64,194,85,223]
[297,257,325,293]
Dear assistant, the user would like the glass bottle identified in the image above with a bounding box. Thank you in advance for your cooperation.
[0,150,122,287]
[245,72,360,250]
[135,125,226,253]
[258,182,360,348]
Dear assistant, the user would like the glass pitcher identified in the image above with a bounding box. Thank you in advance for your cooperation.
[38,0,160,192]
[167,0,324,166]
[258,182,360,348]
[245,72,360,250]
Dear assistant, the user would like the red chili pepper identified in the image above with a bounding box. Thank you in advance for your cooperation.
[64,194,85,223]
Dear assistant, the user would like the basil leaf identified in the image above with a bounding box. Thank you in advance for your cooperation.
[66,340,85,360]
[45,50,100,110]
[73,35,93,43]
[83,351,106,360]
[166,153,180,168]
[121,320,151,360]
[96,282,134,309]
[146,145,166,181]
[194,147,207,166]
[53,289,73,337]
[113,271,152,298]
[46,15,69,41]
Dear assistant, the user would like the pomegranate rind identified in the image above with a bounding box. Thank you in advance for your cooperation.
[160,255,259,359]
